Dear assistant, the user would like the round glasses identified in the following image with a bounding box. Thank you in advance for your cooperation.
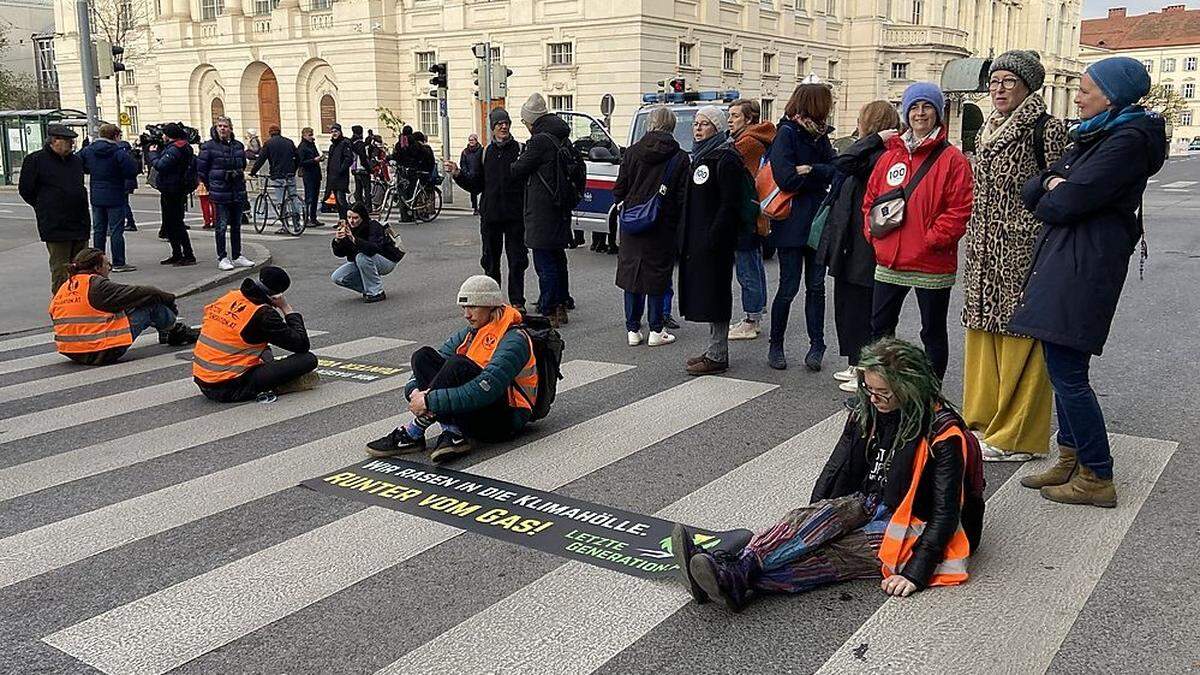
[988,77,1021,91]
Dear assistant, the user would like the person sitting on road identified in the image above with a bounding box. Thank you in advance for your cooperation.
[192,265,319,403]
[672,338,984,612]
[367,275,538,463]
[330,202,404,303]
[49,248,199,365]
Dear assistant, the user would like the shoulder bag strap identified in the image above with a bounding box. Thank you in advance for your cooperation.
[902,140,949,200]
[1032,112,1050,171]
[657,154,681,195]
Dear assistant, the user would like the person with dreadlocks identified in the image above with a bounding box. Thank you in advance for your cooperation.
[672,338,984,611]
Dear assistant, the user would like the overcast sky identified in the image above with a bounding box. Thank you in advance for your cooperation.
[1082,0,1199,18]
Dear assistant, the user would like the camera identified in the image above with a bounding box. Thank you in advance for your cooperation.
[139,122,201,148]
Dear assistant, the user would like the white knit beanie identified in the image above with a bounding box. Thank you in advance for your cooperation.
[695,106,729,134]
[520,93,549,126]
[457,275,506,307]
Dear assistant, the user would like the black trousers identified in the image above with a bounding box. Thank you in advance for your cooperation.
[480,219,528,307]
[353,171,370,207]
[160,192,193,259]
[470,191,479,210]
[410,346,515,442]
[302,171,322,224]
[198,351,318,403]
[870,280,951,380]
[834,278,874,365]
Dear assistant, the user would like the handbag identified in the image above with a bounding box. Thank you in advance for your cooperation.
[868,140,947,238]
[618,153,681,235]
[806,203,831,250]
[755,153,793,221]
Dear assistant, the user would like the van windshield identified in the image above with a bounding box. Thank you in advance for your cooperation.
[630,108,699,153]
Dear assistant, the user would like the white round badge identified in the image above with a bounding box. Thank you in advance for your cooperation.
[693,165,710,185]
[885,162,908,187]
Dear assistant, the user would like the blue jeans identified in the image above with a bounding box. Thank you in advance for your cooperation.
[769,246,826,350]
[124,202,136,228]
[624,291,665,332]
[91,204,128,266]
[332,253,397,296]
[662,281,674,317]
[1042,341,1113,479]
[301,171,322,224]
[214,202,242,260]
[126,302,176,339]
[532,248,568,315]
[735,248,768,320]
[270,176,299,216]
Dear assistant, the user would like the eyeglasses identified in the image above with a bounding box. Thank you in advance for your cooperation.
[988,77,1021,91]
[693,120,714,129]
[859,381,895,402]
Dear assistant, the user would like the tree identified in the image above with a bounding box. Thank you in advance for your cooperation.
[90,0,154,70]
[0,24,43,109]
[1140,84,1189,123]
[376,107,408,140]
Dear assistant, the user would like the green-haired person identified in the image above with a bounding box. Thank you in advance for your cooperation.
[673,338,985,611]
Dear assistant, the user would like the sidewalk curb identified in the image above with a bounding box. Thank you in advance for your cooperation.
[170,240,273,300]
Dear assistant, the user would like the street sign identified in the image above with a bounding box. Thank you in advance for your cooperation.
[118,112,131,126]
[472,43,488,59]
[600,93,615,117]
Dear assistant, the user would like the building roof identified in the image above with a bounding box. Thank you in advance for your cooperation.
[1082,5,1200,49]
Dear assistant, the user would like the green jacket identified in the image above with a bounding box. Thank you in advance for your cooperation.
[406,326,533,433]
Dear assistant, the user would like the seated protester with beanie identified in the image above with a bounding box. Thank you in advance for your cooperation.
[367,275,538,463]
[49,247,199,365]
[330,202,404,303]
[193,266,319,402]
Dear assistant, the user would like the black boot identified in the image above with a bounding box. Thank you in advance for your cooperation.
[163,322,200,346]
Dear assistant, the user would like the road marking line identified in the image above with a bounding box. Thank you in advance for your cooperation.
[1160,180,1197,189]
[0,333,55,353]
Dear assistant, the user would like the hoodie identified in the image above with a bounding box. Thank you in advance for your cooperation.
[613,130,690,295]
[79,137,139,207]
[197,127,248,205]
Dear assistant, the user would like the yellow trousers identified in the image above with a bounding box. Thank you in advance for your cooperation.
[962,329,1052,455]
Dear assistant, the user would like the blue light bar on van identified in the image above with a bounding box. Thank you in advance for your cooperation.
[641,90,742,104]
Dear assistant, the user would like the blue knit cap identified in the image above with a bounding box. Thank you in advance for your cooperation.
[1085,56,1152,109]
[901,82,946,125]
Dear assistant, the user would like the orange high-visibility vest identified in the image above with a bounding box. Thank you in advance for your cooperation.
[192,290,267,384]
[877,422,973,587]
[48,274,133,355]
[455,305,538,411]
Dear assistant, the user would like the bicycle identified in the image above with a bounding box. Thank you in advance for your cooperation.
[379,168,442,224]
[251,176,305,236]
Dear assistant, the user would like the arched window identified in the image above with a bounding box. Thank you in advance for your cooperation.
[210,97,225,124]
[319,94,337,134]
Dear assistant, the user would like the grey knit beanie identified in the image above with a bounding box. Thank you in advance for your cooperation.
[457,275,506,307]
[990,50,1045,92]
[520,93,549,126]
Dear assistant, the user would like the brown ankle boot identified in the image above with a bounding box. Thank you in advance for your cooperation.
[556,305,569,325]
[1039,465,1117,508]
[1020,445,1077,489]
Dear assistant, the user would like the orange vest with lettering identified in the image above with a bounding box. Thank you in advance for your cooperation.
[192,290,267,384]
[455,305,538,410]
[48,274,134,355]
[877,423,973,587]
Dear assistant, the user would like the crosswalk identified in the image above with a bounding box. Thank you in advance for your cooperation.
[0,329,1180,675]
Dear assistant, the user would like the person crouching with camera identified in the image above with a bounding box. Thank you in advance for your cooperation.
[330,202,404,303]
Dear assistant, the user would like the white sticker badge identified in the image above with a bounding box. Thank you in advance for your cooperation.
[885,162,908,187]
[693,165,710,185]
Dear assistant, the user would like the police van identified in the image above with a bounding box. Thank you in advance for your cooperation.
[551,88,741,239]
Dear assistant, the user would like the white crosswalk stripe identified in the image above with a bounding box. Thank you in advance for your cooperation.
[0,336,395,445]
[42,375,774,675]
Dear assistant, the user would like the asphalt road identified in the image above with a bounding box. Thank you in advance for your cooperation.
[0,156,1197,674]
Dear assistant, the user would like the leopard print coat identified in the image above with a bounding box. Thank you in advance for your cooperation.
[961,94,1068,336]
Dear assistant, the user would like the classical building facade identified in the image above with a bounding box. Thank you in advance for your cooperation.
[1080,5,1200,147]
[52,0,1082,151]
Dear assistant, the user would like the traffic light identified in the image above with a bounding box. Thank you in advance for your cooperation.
[473,67,481,100]
[94,40,126,78]
[669,78,686,93]
[491,63,512,97]
[428,62,448,89]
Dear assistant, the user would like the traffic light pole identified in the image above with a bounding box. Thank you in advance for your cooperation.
[438,88,453,206]
[75,0,99,137]
[481,43,492,146]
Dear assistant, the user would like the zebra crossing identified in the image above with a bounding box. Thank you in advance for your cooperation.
[0,329,1180,674]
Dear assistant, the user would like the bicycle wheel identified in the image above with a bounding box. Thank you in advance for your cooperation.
[285,196,305,236]
[253,194,269,233]
[415,187,442,223]
[370,181,386,213]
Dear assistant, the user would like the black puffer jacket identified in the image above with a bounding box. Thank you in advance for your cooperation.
[613,131,689,295]
[196,128,248,205]
[331,218,404,263]
[453,138,524,225]
[811,409,985,589]
[816,132,888,287]
[19,145,90,242]
[149,140,196,196]
[510,113,573,249]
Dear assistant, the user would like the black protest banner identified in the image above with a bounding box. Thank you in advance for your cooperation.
[314,358,407,384]
[301,458,752,580]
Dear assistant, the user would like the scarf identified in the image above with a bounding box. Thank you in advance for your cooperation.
[1073,105,1147,142]
[903,126,941,153]
[691,131,731,163]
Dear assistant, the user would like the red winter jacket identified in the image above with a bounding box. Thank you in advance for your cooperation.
[862,127,973,275]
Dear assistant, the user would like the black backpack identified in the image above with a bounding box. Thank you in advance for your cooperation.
[182,157,200,194]
[537,133,587,213]
[508,314,564,422]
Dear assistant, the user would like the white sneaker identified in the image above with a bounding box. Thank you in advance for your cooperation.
[217,257,234,271]
[232,255,255,268]
[648,330,676,346]
[980,440,1035,463]
[627,331,643,346]
[728,319,761,340]
[839,379,859,393]
[833,366,858,382]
